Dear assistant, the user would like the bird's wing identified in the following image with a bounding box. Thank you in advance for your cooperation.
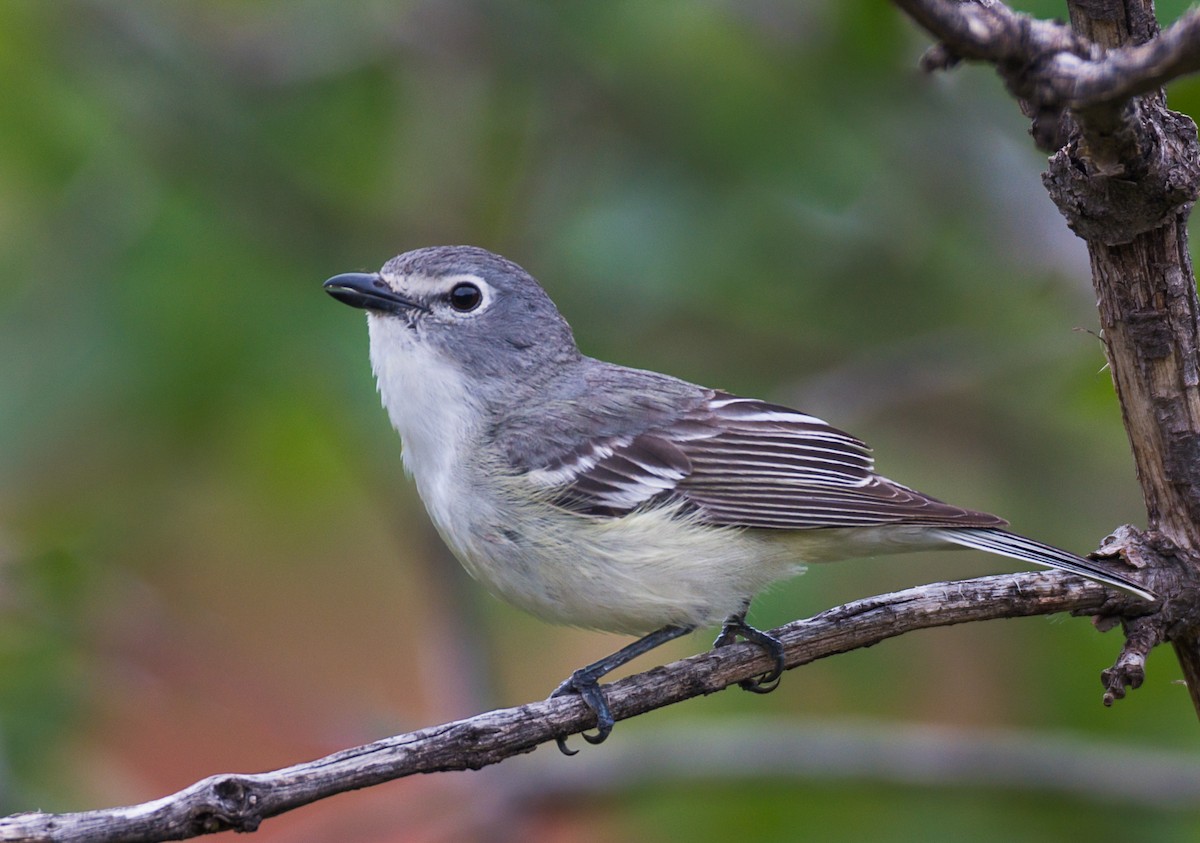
[529,391,1006,530]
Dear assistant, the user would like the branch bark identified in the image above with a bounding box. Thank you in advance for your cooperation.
[895,0,1200,716]
[898,0,1200,107]
[0,572,1146,843]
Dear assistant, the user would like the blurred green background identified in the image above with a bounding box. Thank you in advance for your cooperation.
[3,1,1200,840]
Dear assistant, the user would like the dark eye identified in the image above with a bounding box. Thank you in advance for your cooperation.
[448,282,482,312]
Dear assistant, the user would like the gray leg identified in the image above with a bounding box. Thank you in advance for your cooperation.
[551,624,694,755]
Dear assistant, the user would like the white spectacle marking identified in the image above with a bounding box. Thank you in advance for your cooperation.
[377,272,497,315]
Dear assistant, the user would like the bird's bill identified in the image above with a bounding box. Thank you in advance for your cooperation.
[323,273,428,314]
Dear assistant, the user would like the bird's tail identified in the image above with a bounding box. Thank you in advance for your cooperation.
[927,527,1155,601]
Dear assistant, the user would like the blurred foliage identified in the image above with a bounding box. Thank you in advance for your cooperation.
[2,0,1200,839]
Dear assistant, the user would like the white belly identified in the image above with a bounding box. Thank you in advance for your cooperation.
[444,491,806,634]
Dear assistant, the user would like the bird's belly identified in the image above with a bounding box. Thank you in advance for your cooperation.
[442,501,805,635]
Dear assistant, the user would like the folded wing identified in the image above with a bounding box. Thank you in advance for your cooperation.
[532,391,1007,530]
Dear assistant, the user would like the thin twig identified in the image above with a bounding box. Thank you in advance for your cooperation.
[0,571,1147,843]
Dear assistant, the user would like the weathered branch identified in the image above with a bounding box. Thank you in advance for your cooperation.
[900,0,1200,171]
[1061,11,1200,106]
[898,0,1200,109]
[892,0,1200,719]
[901,0,1200,247]
[1062,0,1200,720]
[0,571,1149,843]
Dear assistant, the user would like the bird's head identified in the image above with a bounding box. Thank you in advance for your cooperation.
[325,246,582,402]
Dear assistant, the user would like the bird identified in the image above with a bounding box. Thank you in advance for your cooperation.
[323,245,1152,752]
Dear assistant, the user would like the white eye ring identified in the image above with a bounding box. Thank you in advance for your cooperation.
[435,274,492,316]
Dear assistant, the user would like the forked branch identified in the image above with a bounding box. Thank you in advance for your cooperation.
[893,0,1200,715]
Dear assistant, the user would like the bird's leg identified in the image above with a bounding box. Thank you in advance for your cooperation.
[551,623,693,755]
[713,608,785,694]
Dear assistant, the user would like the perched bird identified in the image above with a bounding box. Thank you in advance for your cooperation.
[324,245,1151,751]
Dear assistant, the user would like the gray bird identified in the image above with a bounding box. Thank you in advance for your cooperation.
[324,245,1151,752]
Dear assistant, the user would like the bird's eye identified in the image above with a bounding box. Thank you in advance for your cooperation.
[448,282,483,313]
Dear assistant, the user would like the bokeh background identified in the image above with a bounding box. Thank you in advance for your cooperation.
[3,1,1200,840]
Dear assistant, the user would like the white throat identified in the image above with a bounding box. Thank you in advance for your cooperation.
[366,313,483,526]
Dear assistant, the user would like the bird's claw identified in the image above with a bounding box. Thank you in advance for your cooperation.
[714,616,786,694]
[551,670,614,755]
[739,668,782,694]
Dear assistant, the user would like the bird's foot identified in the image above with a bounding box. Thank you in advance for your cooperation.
[550,668,614,755]
[714,614,785,694]
[548,623,694,755]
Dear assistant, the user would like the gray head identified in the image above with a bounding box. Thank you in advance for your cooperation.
[325,246,582,388]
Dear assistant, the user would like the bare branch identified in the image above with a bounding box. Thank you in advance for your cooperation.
[901,0,1082,71]
[897,0,1200,109]
[1102,614,1163,704]
[1056,11,1200,106]
[894,0,1200,719]
[0,572,1150,843]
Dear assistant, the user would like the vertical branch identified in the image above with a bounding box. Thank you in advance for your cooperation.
[896,0,1200,709]
[1087,228,1200,546]
[1055,0,1200,714]
[1087,195,1200,719]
